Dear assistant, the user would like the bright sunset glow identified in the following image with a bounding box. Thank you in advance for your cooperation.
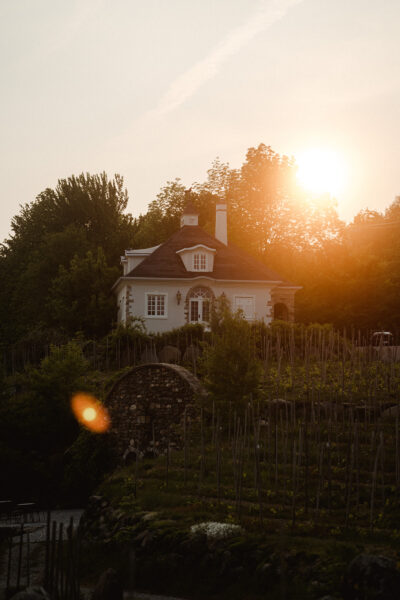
[71,393,110,433]
[296,148,348,197]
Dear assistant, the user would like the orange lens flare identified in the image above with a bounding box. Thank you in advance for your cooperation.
[71,393,110,433]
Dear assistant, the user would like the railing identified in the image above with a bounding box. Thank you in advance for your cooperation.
[3,511,81,599]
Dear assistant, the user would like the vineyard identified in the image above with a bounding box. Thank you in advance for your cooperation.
[100,325,400,541]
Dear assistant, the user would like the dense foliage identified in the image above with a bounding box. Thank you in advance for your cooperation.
[0,172,135,345]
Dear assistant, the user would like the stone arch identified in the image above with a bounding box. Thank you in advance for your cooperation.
[185,285,215,324]
[105,363,207,459]
[273,302,289,321]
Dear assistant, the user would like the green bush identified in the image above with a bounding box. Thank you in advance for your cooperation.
[199,298,263,415]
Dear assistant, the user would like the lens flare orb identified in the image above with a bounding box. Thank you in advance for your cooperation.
[82,407,97,422]
[71,393,110,433]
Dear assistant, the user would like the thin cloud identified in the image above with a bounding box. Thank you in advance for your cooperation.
[149,0,303,118]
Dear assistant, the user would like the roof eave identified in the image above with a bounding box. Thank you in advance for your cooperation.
[176,244,217,254]
[115,275,283,285]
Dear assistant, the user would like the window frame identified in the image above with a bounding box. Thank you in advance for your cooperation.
[192,252,208,272]
[145,292,168,319]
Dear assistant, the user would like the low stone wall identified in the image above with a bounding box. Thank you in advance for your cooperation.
[105,363,207,459]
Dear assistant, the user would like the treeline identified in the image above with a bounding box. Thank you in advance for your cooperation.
[1,143,399,360]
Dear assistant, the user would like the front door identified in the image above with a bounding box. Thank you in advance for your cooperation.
[190,298,210,323]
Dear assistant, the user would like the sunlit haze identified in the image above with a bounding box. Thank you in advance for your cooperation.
[296,148,348,197]
[1,0,400,241]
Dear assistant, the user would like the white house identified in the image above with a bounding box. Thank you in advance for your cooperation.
[112,203,300,333]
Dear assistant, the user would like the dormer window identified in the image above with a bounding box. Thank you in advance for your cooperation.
[193,253,207,271]
[176,244,216,273]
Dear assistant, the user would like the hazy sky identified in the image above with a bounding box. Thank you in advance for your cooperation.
[1,0,400,242]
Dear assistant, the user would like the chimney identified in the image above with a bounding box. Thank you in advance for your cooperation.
[180,201,199,227]
[215,203,227,245]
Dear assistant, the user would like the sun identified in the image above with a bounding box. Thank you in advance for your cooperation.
[296,147,347,197]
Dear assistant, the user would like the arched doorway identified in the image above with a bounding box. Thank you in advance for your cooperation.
[274,302,289,321]
[186,286,215,324]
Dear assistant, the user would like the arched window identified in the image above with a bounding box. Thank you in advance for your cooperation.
[186,286,214,324]
[273,302,289,321]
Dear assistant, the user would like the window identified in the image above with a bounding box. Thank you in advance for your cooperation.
[146,293,167,317]
[193,253,207,271]
[235,296,255,320]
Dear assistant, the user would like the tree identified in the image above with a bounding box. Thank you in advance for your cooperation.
[8,172,133,263]
[132,179,187,248]
[229,144,344,258]
[48,248,119,337]
[0,172,135,346]
[295,201,400,331]
[132,178,216,248]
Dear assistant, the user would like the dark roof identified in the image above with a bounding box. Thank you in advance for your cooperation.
[124,225,296,284]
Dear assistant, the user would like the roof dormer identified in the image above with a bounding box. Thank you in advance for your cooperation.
[176,244,216,272]
[180,201,199,227]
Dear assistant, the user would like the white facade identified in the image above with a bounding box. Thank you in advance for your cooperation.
[115,277,276,333]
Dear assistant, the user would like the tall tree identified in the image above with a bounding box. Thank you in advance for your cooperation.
[230,144,343,257]
[0,173,135,345]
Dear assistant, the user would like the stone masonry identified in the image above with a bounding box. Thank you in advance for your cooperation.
[105,363,207,459]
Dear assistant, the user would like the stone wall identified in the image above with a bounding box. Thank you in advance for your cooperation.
[105,363,207,460]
